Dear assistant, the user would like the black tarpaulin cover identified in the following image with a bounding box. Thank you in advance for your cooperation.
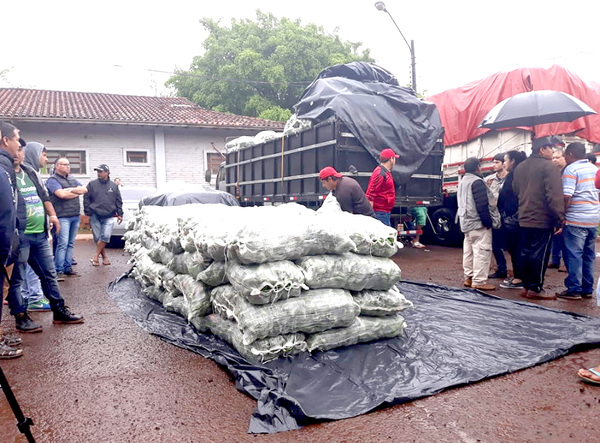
[108,277,600,434]
[293,62,445,184]
[139,183,239,208]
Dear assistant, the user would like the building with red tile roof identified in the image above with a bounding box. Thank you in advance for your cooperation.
[0,88,285,188]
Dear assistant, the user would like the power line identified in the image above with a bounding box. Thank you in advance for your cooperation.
[113,64,313,87]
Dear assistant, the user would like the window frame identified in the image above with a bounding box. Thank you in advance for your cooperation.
[44,149,89,176]
[123,149,150,166]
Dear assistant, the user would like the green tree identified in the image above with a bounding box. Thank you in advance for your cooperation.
[167,11,373,121]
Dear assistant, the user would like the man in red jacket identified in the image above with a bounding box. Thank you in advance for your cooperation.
[365,148,399,226]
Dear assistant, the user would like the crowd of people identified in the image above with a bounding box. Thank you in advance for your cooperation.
[456,135,600,386]
[0,122,123,359]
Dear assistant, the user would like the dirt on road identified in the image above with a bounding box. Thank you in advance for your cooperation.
[1,238,599,442]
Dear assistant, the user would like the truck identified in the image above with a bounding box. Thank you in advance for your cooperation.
[214,62,446,235]
[215,116,445,229]
[424,65,600,246]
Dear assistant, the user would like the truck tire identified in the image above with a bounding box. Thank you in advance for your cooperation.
[426,207,463,246]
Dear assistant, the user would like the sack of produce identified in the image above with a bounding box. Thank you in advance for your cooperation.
[211,285,360,345]
[197,261,228,287]
[352,286,413,316]
[228,210,355,264]
[306,315,407,352]
[226,260,307,304]
[168,251,210,279]
[202,314,307,363]
[172,274,212,320]
[297,253,401,291]
[148,244,174,266]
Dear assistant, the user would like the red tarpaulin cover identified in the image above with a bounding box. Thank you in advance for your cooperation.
[426,65,600,147]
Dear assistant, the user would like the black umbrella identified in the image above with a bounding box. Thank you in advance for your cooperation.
[479,90,596,130]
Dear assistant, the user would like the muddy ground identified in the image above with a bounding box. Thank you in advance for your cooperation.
[1,237,599,442]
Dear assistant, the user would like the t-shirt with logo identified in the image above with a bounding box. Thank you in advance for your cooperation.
[16,170,45,234]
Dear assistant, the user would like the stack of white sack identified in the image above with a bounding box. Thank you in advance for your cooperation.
[124,199,412,363]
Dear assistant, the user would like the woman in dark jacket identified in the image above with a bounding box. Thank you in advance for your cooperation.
[498,150,527,289]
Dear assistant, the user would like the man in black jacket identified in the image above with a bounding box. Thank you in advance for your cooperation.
[84,164,123,266]
[7,140,84,333]
[0,122,23,358]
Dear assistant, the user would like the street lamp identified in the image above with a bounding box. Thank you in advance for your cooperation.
[374,1,417,93]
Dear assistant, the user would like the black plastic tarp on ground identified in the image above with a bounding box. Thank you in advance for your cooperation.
[293,62,444,184]
[108,277,600,434]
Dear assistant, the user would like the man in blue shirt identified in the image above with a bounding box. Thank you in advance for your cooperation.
[556,142,600,299]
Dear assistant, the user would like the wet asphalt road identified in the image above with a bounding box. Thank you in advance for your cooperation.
[1,237,599,442]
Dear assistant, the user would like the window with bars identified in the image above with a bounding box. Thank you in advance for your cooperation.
[125,150,149,164]
[45,150,87,175]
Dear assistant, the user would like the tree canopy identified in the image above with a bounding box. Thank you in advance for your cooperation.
[166,11,373,121]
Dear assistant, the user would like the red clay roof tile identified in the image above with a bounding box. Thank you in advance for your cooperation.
[0,88,284,129]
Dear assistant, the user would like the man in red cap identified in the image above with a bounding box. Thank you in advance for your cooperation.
[319,166,374,216]
[365,148,399,226]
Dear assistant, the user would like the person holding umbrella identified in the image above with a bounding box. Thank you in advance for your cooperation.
[512,138,565,299]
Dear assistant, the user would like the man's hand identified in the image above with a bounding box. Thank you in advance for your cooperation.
[116,216,123,225]
[49,215,61,235]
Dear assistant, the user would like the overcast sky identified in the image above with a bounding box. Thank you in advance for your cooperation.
[4,0,600,99]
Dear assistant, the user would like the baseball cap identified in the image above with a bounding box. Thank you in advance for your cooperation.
[94,164,110,173]
[319,166,343,180]
[379,148,400,161]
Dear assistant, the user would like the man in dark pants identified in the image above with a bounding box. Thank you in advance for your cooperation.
[7,138,84,332]
[512,140,565,299]
[486,153,508,278]
[0,123,23,358]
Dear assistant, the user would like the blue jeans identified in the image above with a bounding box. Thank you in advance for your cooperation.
[7,232,66,315]
[90,214,114,243]
[22,263,44,304]
[492,228,507,274]
[374,211,391,227]
[562,225,597,294]
[55,215,80,273]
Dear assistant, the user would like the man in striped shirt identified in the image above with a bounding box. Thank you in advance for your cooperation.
[557,142,600,299]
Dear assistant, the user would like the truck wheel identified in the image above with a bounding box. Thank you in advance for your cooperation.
[426,207,463,246]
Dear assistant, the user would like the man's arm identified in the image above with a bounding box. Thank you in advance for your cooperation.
[83,183,92,216]
[472,180,492,228]
[115,186,124,222]
[43,201,60,235]
[0,171,15,264]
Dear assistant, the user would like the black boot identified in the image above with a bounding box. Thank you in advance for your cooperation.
[53,306,84,324]
[15,312,43,333]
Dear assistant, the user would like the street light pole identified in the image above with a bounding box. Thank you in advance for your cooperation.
[374,1,417,93]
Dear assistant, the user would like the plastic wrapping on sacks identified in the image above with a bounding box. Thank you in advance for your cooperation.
[352,286,413,316]
[297,253,401,291]
[226,260,308,305]
[203,314,307,363]
[306,315,407,352]
[197,261,228,287]
[211,285,360,345]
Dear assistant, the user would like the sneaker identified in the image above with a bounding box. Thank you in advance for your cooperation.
[556,290,582,300]
[0,342,23,359]
[28,297,52,311]
[15,312,43,333]
[489,271,508,279]
[1,335,22,347]
[499,280,524,289]
[472,283,496,291]
[63,270,81,277]
[71,259,78,266]
[581,292,593,299]
[53,306,84,324]
[56,272,66,282]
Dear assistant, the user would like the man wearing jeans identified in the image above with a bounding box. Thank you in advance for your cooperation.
[84,164,123,266]
[366,148,399,226]
[46,157,88,277]
[556,142,600,300]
